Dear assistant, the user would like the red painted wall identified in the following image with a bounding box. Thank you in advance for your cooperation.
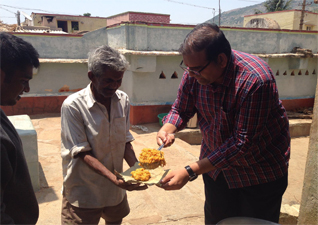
[0,96,67,116]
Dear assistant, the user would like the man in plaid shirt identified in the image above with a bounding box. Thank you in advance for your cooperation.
[157,23,290,224]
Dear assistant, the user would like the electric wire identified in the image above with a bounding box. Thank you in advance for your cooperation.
[163,0,215,10]
[0,4,54,13]
[0,6,16,14]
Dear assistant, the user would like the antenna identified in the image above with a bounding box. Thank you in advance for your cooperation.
[20,10,32,21]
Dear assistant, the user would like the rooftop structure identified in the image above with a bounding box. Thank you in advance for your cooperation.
[106,11,170,27]
[244,9,318,31]
[23,12,108,33]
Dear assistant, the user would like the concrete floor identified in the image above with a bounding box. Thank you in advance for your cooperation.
[30,114,310,225]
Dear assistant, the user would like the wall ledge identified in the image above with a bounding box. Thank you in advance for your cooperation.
[39,59,88,63]
[39,52,318,63]
[254,53,318,58]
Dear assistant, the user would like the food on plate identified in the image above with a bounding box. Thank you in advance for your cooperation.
[131,168,151,181]
[138,148,166,169]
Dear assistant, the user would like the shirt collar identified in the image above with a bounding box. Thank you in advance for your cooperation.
[86,83,121,109]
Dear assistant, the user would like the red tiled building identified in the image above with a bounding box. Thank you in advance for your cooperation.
[106,11,170,26]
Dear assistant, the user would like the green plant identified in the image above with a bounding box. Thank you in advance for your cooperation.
[264,0,293,12]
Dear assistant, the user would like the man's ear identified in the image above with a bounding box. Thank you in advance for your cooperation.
[88,71,94,81]
[217,53,228,69]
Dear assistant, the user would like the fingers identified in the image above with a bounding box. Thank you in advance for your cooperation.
[165,133,175,147]
[125,182,148,191]
[158,137,164,146]
[160,172,173,183]
[159,178,184,191]
[157,134,165,146]
[157,132,175,148]
[134,184,148,190]
[157,169,189,190]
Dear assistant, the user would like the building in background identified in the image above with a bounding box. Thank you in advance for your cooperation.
[106,11,170,27]
[19,11,170,34]
[1,20,317,124]
[23,13,108,33]
[244,9,318,31]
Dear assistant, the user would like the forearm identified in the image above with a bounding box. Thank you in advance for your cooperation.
[77,151,118,184]
[124,142,138,167]
[160,123,178,134]
[189,158,217,175]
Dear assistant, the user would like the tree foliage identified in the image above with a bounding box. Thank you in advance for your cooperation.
[83,13,91,17]
[264,0,293,12]
[254,9,264,14]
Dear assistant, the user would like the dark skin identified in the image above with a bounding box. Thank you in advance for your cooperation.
[78,68,147,223]
[0,66,33,106]
[77,143,145,191]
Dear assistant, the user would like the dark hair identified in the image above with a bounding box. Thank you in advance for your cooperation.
[0,32,39,82]
[179,23,232,63]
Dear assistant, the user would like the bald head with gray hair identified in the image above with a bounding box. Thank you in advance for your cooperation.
[88,45,129,77]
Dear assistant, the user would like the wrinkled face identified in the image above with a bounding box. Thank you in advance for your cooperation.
[89,68,124,101]
[0,65,33,106]
[183,50,226,85]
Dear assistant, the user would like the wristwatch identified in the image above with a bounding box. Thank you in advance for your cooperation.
[185,165,198,181]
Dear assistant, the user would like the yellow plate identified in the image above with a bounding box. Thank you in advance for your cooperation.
[115,162,169,185]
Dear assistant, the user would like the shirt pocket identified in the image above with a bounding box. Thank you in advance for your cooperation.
[112,117,127,143]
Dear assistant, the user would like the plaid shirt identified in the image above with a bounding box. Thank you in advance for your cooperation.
[164,50,290,189]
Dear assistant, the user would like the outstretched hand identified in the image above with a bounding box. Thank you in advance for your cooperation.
[158,168,189,190]
[116,178,148,191]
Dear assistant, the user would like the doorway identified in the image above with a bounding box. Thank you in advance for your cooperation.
[57,21,68,32]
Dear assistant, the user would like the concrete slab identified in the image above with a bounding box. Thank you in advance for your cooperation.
[289,119,312,137]
[30,114,310,225]
[8,114,40,192]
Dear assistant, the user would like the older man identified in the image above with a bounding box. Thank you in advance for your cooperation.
[0,32,40,224]
[61,45,147,225]
[157,23,290,224]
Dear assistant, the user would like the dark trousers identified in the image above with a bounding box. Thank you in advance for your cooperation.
[203,172,288,225]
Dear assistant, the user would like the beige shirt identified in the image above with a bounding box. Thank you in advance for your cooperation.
[61,83,134,208]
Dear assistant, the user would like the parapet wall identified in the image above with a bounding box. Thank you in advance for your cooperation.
[14,22,318,58]
[3,22,317,124]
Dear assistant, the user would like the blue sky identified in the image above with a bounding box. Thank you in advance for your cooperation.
[0,0,262,25]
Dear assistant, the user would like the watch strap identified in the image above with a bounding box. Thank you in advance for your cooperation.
[185,165,198,181]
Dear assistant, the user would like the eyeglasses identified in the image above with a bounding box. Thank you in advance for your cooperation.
[179,60,212,76]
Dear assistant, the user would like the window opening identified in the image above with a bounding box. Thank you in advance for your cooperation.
[57,21,68,32]
[159,71,166,79]
[44,16,54,23]
[72,21,79,31]
[171,71,178,79]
